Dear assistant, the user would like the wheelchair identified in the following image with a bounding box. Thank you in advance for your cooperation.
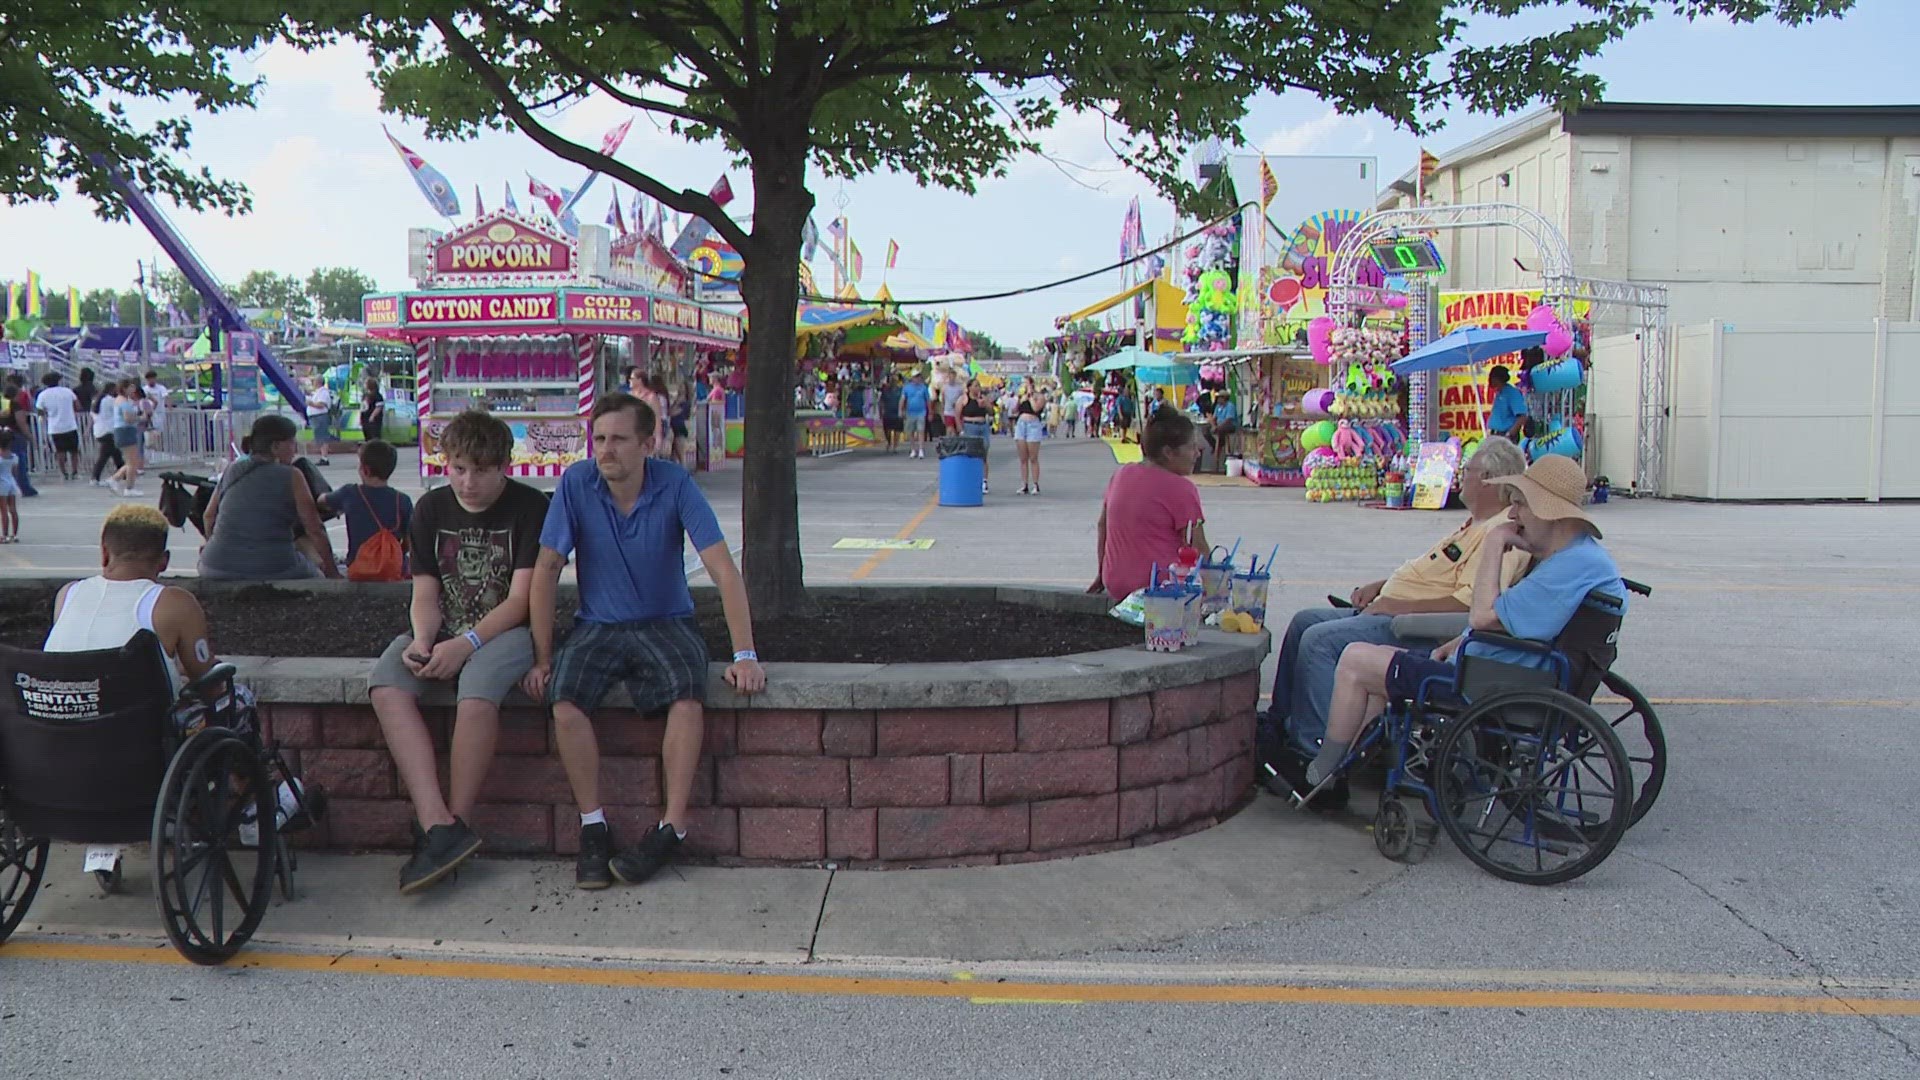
[1289,579,1661,886]
[0,631,319,964]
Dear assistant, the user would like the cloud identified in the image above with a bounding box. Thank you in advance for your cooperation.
[250,41,384,115]
[1258,109,1377,155]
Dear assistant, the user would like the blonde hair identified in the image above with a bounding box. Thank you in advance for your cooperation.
[101,504,171,561]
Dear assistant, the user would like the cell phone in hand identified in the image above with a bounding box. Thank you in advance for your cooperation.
[1327,594,1354,609]
[406,651,432,665]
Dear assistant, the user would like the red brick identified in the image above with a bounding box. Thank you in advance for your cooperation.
[948,754,982,805]
[595,711,668,756]
[680,806,738,856]
[1110,694,1153,745]
[717,757,849,807]
[875,707,1016,756]
[1131,816,1216,847]
[827,808,877,860]
[737,710,824,755]
[1157,772,1219,828]
[1151,681,1223,737]
[821,711,876,757]
[877,805,1028,861]
[1031,792,1119,850]
[326,798,414,850]
[264,705,319,748]
[482,755,661,807]
[1000,839,1131,864]
[1016,700,1112,752]
[739,808,825,861]
[1220,751,1256,804]
[1119,788,1157,838]
[303,748,394,799]
[491,707,550,756]
[1119,733,1192,788]
[701,709,738,756]
[465,802,553,854]
[1221,670,1261,715]
[850,756,948,807]
[1208,715,1254,770]
[1187,727,1213,774]
[322,705,387,749]
[983,747,1117,803]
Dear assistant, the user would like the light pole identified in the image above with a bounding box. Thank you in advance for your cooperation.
[135,259,150,373]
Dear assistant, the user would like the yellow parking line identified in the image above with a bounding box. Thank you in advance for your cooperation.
[5,941,1920,1017]
[849,494,939,581]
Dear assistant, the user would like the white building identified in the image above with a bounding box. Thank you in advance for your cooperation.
[1379,103,1920,499]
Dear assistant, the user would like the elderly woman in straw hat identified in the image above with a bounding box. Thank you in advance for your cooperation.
[1273,456,1627,802]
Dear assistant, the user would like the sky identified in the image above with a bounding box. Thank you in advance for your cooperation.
[3,1,1916,348]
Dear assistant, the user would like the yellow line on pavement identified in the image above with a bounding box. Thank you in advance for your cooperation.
[6,941,1920,1017]
[850,493,940,581]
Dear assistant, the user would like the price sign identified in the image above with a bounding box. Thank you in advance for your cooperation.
[1368,237,1446,275]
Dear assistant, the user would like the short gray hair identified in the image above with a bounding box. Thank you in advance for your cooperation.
[1468,436,1527,502]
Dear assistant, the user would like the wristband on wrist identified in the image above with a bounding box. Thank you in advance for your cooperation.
[733,650,758,663]
[463,629,484,650]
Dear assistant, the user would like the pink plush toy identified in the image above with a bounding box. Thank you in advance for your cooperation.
[1526,304,1560,332]
[1544,326,1574,358]
[1332,418,1364,459]
[1308,317,1335,364]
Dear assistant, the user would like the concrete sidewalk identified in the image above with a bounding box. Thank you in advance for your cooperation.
[17,793,1395,964]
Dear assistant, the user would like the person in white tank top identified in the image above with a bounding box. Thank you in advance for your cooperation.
[44,504,218,699]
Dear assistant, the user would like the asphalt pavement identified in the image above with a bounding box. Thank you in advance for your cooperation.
[3,435,1919,1078]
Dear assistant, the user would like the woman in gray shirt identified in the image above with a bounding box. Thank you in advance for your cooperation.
[200,414,340,580]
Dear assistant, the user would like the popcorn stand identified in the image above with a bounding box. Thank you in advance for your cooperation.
[363,212,744,480]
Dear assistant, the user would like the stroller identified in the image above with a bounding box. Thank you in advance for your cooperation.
[159,458,335,538]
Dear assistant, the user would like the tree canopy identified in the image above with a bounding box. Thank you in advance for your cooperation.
[306,266,382,322]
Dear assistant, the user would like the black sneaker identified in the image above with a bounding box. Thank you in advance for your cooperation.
[399,818,483,895]
[609,823,683,886]
[576,821,614,890]
[1265,746,1350,811]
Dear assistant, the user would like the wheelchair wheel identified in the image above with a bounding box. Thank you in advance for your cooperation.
[151,730,276,965]
[0,810,50,944]
[1371,797,1435,864]
[1599,672,1666,827]
[1431,688,1633,886]
[94,859,124,897]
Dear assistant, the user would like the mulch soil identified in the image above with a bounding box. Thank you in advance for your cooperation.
[0,584,1137,663]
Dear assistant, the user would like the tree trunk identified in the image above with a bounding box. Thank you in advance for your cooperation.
[737,148,814,620]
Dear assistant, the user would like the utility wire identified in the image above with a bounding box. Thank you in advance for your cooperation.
[680,202,1257,308]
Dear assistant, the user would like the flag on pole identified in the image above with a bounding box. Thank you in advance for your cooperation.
[107,298,119,327]
[886,239,900,271]
[474,184,485,220]
[608,194,627,235]
[504,181,518,213]
[25,270,42,317]
[556,189,581,236]
[68,287,80,327]
[5,282,18,322]
[708,174,735,208]
[527,175,564,215]
[825,217,846,242]
[1418,149,1440,182]
[600,116,634,158]
[382,127,461,218]
[1259,156,1278,209]
[848,239,863,282]
[631,191,646,235]
[801,217,820,262]
[1120,198,1140,261]
[650,203,666,242]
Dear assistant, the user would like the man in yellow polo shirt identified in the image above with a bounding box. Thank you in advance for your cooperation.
[1262,438,1530,803]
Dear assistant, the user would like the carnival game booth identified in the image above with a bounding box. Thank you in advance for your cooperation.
[364,212,743,480]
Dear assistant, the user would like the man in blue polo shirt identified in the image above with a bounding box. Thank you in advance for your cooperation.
[523,393,766,890]
[1486,364,1531,442]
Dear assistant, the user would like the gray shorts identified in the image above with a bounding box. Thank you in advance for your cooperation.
[369,626,535,705]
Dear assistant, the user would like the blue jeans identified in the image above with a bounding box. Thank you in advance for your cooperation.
[11,436,35,497]
[1268,607,1409,754]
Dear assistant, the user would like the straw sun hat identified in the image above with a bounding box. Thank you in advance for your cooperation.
[1490,456,1600,538]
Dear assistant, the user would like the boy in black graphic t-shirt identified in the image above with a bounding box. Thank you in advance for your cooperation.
[367,410,549,895]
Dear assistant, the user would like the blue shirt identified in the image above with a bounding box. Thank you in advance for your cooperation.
[539,458,725,624]
[320,483,414,568]
[902,381,930,414]
[1213,400,1237,425]
[1467,535,1625,670]
[1488,385,1529,436]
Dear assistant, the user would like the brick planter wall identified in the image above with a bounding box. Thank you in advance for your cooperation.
[266,668,1260,868]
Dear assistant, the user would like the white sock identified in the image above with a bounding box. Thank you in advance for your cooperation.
[659,819,686,841]
[580,808,606,827]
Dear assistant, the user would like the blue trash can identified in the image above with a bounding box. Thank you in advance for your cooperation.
[937,436,986,506]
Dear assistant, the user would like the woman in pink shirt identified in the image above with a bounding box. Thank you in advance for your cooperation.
[1091,407,1209,599]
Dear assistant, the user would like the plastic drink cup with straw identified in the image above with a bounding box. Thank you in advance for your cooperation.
[1232,552,1273,627]
[1198,544,1234,617]
[1141,567,1189,653]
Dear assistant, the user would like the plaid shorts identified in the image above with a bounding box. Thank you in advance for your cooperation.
[549,617,710,714]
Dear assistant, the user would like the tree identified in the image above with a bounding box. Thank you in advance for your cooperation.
[77,288,147,326]
[306,266,381,322]
[2,9,268,218]
[149,268,201,324]
[288,1,1846,617]
[231,270,315,320]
